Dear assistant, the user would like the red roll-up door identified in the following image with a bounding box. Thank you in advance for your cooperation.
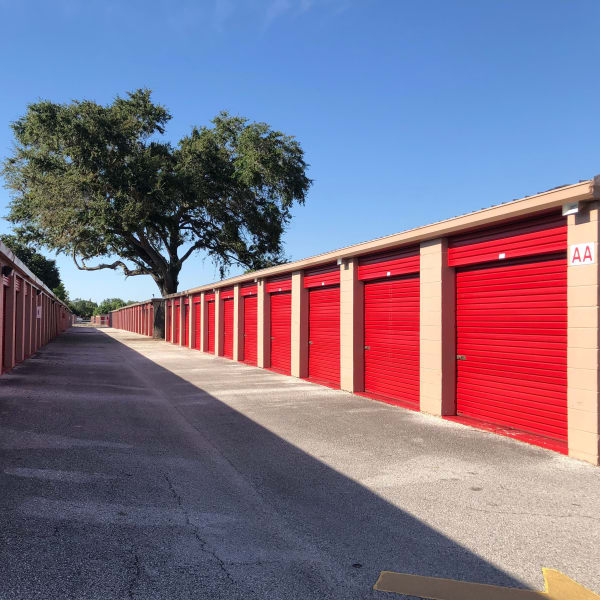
[308,286,340,387]
[193,302,201,349]
[207,300,215,353]
[363,275,420,407]
[455,255,567,441]
[223,298,234,359]
[183,304,189,347]
[270,291,291,374]
[243,295,257,365]
[175,304,180,344]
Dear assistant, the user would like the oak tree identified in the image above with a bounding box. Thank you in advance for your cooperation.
[2,90,311,296]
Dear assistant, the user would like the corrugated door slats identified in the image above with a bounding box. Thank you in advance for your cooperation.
[363,275,420,407]
[304,264,340,288]
[243,295,257,365]
[194,302,202,349]
[456,255,567,441]
[223,298,234,359]
[448,213,565,267]
[270,291,291,374]
[241,283,257,297]
[207,300,215,353]
[266,276,292,293]
[175,304,180,344]
[358,247,419,281]
[184,304,189,347]
[308,286,340,387]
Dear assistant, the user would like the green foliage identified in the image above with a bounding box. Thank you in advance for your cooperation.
[93,297,132,315]
[52,282,69,303]
[2,89,311,296]
[0,233,62,290]
[68,298,98,318]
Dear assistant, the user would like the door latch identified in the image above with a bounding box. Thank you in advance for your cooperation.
[456,354,466,361]
[364,345,370,350]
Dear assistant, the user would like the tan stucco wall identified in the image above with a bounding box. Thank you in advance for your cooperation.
[419,239,456,416]
[291,271,308,378]
[567,202,600,465]
[340,258,364,393]
[257,281,270,368]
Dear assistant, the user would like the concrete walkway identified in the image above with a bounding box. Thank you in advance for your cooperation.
[1,327,598,599]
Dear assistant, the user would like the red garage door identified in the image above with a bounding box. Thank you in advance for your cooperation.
[270,291,291,374]
[175,304,180,344]
[193,300,202,349]
[183,303,189,347]
[223,298,234,359]
[450,213,568,443]
[308,286,340,387]
[455,255,568,441]
[363,275,420,407]
[243,295,257,365]
[207,300,215,353]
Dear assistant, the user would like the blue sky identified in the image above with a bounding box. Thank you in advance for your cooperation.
[0,0,599,302]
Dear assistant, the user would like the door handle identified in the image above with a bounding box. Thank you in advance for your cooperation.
[364,345,370,350]
[456,354,466,361]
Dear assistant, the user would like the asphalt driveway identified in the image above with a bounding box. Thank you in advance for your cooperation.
[0,327,598,599]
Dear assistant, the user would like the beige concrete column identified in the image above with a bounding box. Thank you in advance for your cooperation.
[215,289,223,356]
[257,280,270,368]
[419,238,456,416]
[340,258,364,393]
[4,276,16,371]
[567,202,600,465]
[291,271,308,378]
[233,285,242,361]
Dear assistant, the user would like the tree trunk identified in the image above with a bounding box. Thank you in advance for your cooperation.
[154,266,180,297]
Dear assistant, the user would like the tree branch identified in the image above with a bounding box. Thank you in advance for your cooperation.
[72,252,150,277]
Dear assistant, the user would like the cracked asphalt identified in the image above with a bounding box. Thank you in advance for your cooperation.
[1,326,599,599]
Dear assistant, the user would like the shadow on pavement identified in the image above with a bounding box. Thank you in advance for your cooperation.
[0,327,531,599]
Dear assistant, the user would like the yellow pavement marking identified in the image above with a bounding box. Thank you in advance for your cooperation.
[373,568,599,599]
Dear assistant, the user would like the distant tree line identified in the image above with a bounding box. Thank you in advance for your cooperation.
[70,298,136,319]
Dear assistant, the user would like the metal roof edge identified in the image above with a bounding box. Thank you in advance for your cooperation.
[0,241,71,311]
[157,178,594,300]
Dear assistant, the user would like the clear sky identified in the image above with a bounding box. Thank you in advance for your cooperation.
[1,0,599,302]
